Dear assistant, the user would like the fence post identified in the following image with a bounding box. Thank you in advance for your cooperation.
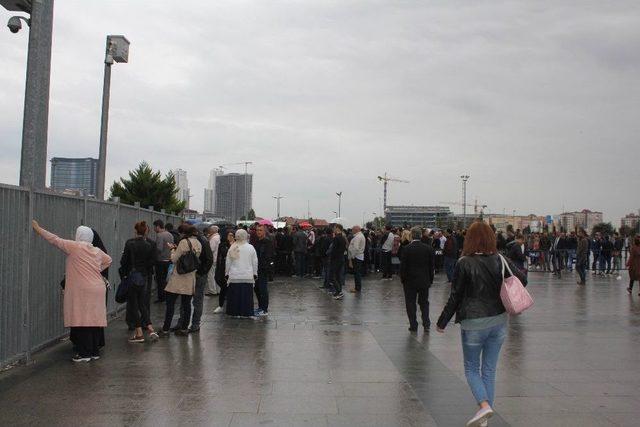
[134,201,140,221]
[83,195,88,225]
[21,189,34,363]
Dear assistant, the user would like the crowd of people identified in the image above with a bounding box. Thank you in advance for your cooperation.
[31,216,640,427]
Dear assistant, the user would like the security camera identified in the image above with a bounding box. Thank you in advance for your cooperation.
[7,16,29,33]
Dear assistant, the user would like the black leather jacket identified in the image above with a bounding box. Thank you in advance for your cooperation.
[437,254,527,329]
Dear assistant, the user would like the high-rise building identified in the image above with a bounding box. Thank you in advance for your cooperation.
[554,210,603,233]
[214,173,253,221]
[172,168,190,208]
[50,157,99,196]
[621,212,640,230]
[385,205,451,228]
[203,168,223,214]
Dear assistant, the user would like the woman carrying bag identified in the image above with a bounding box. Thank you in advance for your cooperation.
[436,221,527,427]
[32,220,112,362]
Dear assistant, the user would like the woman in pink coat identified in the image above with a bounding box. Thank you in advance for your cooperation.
[32,220,112,362]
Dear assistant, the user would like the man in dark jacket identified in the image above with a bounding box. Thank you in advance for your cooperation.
[292,227,308,278]
[329,224,348,300]
[254,224,275,315]
[443,229,458,284]
[187,230,214,333]
[576,229,589,285]
[506,234,527,276]
[400,227,435,331]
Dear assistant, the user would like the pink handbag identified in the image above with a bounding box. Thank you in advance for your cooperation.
[499,254,534,315]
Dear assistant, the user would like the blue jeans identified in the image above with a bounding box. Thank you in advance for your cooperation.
[444,257,456,282]
[461,322,507,406]
[566,250,576,271]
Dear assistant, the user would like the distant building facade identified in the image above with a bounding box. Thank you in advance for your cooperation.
[385,205,451,228]
[621,212,640,231]
[203,168,223,214]
[172,168,190,208]
[214,173,253,221]
[50,157,98,196]
[554,210,603,233]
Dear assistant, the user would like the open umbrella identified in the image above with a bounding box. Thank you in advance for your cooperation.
[329,217,347,225]
[299,221,312,228]
[258,219,274,227]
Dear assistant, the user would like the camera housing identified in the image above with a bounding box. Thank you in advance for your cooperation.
[7,15,29,33]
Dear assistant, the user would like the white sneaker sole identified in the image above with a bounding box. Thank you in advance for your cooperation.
[466,409,494,427]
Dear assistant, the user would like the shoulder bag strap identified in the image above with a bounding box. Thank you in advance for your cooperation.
[498,253,514,278]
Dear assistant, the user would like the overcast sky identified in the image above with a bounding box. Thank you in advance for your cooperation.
[1,1,639,224]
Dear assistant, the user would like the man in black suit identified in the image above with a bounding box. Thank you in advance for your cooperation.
[400,227,435,331]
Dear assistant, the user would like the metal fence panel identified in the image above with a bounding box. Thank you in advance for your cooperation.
[0,184,180,367]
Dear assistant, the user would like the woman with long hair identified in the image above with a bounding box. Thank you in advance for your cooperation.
[32,220,112,362]
[213,230,235,314]
[436,221,527,427]
[225,229,258,317]
[626,235,640,294]
[120,221,159,343]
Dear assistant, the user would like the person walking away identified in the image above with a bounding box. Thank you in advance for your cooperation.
[254,224,274,316]
[591,234,602,274]
[120,221,159,343]
[566,232,578,271]
[162,224,202,335]
[225,229,258,317]
[540,232,551,271]
[626,236,640,294]
[189,228,214,332]
[32,221,112,362]
[400,227,434,331]
[551,232,565,278]
[576,229,589,286]
[436,222,527,427]
[506,234,528,278]
[600,235,614,275]
[330,224,348,300]
[205,226,221,295]
[348,225,366,293]
[153,220,174,303]
[292,226,308,278]
[443,229,458,284]
[213,231,234,313]
[381,226,395,279]
[317,229,333,290]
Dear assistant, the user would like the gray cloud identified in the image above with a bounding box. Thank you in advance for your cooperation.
[1,1,639,223]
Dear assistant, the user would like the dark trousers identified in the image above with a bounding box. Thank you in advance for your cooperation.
[294,252,306,277]
[163,292,192,331]
[591,252,600,271]
[190,274,207,329]
[70,327,104,358]
[218,280,228,307]
[444,257,456,282]
[155,261,170,302]
[352,258,363,291]
[382,251,392,277]
[255,272,269,312]
[322,258,331,288]
[331,257,345,294]
[577,261,587,284]
[126,280,151,328]
[403,283,430,328]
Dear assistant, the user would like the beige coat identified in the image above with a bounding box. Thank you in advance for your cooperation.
[165,237,202,295]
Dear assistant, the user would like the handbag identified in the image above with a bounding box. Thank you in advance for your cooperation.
[498,254,534,315]
[176,238,200,274]
[115,245,144,303]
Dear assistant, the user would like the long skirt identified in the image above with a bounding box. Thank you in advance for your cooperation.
[226,283,254,317]
[70,326,105,357]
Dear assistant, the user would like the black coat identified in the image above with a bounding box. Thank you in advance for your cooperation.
[330,233,348,261]
[255,237,275,274]
[399,241,435,288]
[437,254,527,328]
[196,234,214,276]
[506,241,527,272]
[119,237,157,278]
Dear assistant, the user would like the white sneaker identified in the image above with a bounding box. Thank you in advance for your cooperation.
[466,406,494,427]
[213,306,224,314]
[480,420,488,427]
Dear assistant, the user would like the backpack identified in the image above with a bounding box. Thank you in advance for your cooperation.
[176,238,200,274]
[196,235,214,276]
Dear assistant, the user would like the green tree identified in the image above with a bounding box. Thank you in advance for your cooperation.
[109,162,186,214]
[247,209,256,220]
[373,216,386,229]
[591,222,614,236]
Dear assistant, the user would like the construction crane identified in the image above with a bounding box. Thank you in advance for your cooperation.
[218,161,253,175]
[377,172,409,212]
[440,199,488,216]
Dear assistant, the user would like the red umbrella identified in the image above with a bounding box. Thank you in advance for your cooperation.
[258,219,274,227]
[299,221,312,228]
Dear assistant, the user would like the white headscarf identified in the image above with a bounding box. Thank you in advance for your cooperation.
[75,226,94,243]
[229,229,248,260]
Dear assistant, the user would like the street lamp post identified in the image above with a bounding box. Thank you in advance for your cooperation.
[3,0,55,189]
[336,191,342,217]
[272,194,284,219]
[460,175,470,228]
[95,35,130,200]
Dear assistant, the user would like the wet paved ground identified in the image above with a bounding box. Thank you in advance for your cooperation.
[1,270,640,427]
